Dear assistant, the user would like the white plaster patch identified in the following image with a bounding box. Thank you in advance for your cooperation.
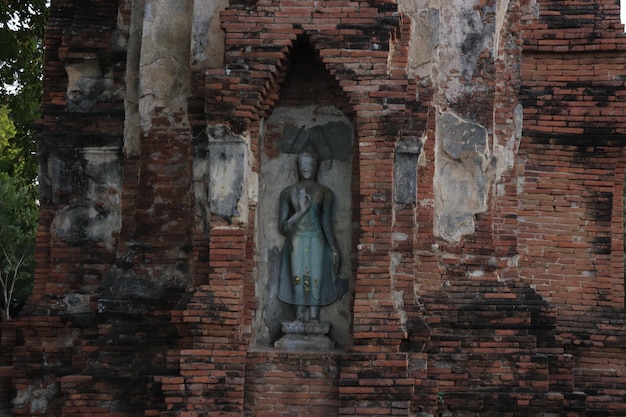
[190,0,228,70]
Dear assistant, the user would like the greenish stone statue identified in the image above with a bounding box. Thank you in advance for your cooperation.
[277,150,345,322]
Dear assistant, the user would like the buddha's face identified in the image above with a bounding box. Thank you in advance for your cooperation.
[297,154,318,180]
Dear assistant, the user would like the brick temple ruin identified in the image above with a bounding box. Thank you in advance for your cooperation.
[2,0,626,416]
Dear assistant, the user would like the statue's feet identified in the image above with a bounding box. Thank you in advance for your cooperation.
[309,306,320,322]
[296,305,306,322]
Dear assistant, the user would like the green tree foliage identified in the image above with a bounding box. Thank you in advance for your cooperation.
[0,105,17,145]
[0,177,37,320]
[0,1,48,319]
[0,0,48,185]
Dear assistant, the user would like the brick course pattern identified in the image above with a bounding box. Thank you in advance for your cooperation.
[1,0,626,416]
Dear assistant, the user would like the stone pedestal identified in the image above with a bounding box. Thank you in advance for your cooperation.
[274,321,336,351]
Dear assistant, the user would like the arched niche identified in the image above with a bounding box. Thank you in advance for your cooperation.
[253,38,355,349]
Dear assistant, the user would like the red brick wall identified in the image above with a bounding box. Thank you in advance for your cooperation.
[520,0,626,309]
[3,0,626,416]
[518,1,626,415]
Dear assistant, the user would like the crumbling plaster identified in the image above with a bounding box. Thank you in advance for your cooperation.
[138,0,192,133]
[400,0,517,243]
[65,60,121,112]
[434,111,494,242]
[190,0,228,70]
[46,144,122,252]
[206,125,252,223]
[11,381,59,415]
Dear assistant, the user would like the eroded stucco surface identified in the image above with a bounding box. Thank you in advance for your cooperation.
[400,0,510,242]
